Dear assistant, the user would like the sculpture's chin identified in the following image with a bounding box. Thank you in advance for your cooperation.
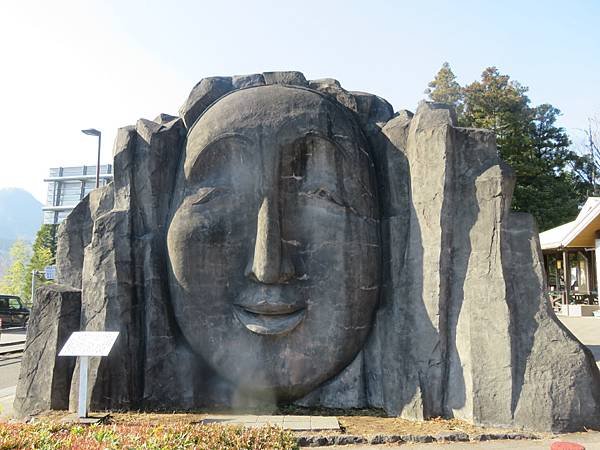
[233,305,306,335]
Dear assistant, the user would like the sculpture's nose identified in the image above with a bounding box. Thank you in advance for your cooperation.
[246,197,295,284]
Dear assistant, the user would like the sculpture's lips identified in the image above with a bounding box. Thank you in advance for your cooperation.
[233,299,306,335]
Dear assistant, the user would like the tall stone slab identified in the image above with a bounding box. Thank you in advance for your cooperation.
[13,285,81,416]
[363,111,416,415]
[56,184,114,290]
[447,135,514,426]
[505,213,600,431]
[398,103,455,418]
[69,208,137,410]
[129,115,195,408]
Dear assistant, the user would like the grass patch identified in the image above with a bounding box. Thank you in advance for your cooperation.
[0,421,299,450]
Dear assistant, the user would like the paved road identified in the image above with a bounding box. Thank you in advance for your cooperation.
[0,328,26,345]
[0,352,21,390]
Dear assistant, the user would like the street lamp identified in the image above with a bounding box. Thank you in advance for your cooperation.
[81,128,102,188]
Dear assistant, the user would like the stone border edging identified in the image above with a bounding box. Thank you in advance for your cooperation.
[296,431,539,446]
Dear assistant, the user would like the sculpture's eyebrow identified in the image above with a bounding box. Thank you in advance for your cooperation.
[283,132,375,203]
[186,133,254,179]
[292,131,351,160]
[318,132,351,158]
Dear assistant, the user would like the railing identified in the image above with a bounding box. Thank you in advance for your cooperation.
[547,290,599,313]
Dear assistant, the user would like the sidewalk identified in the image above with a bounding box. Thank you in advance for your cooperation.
[559,316,600,370]
[0,386,16,418]
[0,328,25,418]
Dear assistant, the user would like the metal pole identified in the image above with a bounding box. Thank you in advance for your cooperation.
[31,270,36,305]
[563,251,570,316]
[95,133,101,189]
[78,356,89,418]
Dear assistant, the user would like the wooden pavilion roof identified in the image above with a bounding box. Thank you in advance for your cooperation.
[540,197,600,250]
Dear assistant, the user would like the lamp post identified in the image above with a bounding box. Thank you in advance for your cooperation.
[81,128,102,188]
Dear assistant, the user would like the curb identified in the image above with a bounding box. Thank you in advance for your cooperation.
[0,344,24,356]
[296,431,539,446]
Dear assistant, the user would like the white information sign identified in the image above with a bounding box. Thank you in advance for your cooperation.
[44,265,56,280]
[59,331,119,357]
[59,331,119,419]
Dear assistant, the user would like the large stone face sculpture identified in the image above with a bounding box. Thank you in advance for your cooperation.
[168,85,380,399]
[15,71,600,432]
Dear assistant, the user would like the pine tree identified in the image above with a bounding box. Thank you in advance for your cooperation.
[425,62,464,115]
[465,68,586,230]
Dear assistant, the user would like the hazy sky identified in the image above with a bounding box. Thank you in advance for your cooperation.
[1,0,599,202]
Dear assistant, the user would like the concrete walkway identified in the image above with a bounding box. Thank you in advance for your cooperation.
[559,316,600,368]
[202,414,339,431]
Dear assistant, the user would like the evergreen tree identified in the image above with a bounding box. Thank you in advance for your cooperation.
[426,65,589,231]
[462,68,584,230]
[21,224,57,303]
[425,62,463,115]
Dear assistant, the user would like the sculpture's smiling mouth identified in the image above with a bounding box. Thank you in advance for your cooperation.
[233,304,306,335]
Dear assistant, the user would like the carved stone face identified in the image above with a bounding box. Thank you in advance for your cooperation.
[167,85,380,400]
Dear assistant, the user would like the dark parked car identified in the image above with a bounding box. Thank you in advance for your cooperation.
[0,295,29,328]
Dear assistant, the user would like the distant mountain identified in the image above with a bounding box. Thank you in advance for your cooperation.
[0,188,42,278]
[0,188,42,250]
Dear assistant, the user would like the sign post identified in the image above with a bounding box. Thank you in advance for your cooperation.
[78,355,89,418]
[30,270,38,304]
[59,331,119,419]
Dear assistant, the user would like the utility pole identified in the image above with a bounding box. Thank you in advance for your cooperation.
[589,120,596,196]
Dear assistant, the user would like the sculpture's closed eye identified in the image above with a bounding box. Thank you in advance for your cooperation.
[300,187,347,210]
[191,187,226,205]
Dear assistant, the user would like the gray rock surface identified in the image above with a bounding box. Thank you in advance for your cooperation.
[13,285,81,416]
[308,78,358,112]
[351,91,394,128]
[263,71,307,86]
[179,76,233,128]
[15,71,600,431]
[232,73,265,89]
[55,184,114,289]
[504,213,600,431]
